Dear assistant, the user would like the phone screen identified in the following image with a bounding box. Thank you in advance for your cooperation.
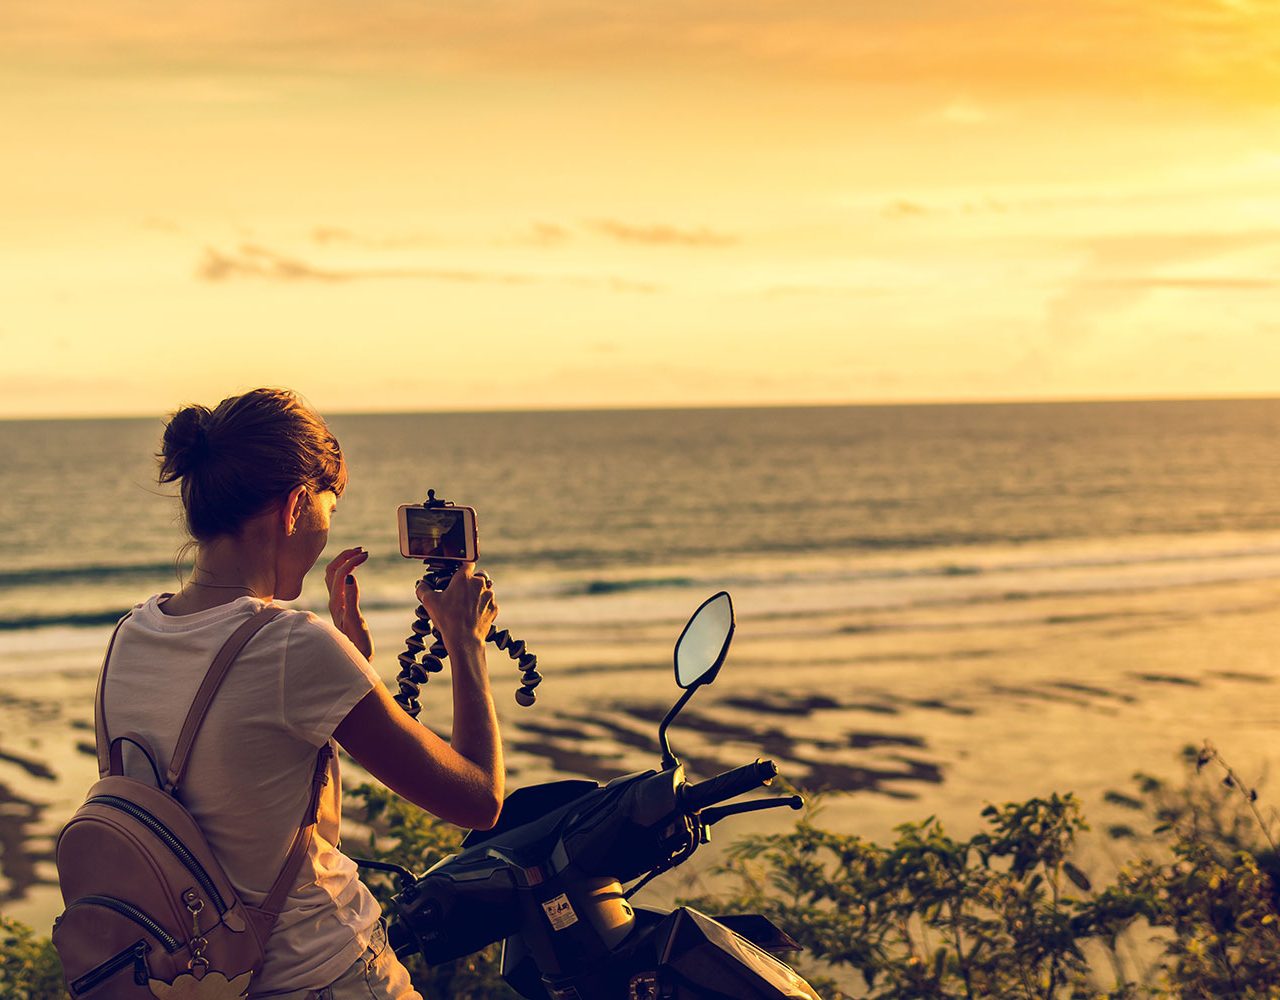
[404,507,471,560]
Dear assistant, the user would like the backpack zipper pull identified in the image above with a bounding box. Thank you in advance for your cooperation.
[184,889,205,936]
[184,890,210,975]
[132,942,151,986]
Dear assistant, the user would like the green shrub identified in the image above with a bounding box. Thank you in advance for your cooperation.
[0,916,63,1000]
[7,748,1280,999]
[680,793,1096,998]
[679,748,1280,999]
[1109,744,1280,998]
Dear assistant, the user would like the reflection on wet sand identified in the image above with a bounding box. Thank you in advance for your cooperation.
[509,692,950,795]
[0,634,1277,929]
[0,782,48,903]
[503,666,1278,803]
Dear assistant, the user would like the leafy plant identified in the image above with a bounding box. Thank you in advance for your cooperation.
[0,915,63,1000]
[680,755,1280,1000]
[7,751,1280,999]
[1103,743,1280,998]
[681,793,1096,998]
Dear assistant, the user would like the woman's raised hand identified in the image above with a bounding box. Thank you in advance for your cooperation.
[325,547,374,660]
[416,564,499,651]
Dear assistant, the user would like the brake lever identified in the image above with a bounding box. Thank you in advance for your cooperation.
[351,857,418,890]
[699,795,804,831]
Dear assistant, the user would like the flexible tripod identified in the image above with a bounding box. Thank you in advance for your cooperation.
[394,494,541,716]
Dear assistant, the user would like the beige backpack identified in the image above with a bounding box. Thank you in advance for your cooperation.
[53,606,333,999]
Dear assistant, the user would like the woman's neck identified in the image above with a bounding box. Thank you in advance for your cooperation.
[162,532,278,616]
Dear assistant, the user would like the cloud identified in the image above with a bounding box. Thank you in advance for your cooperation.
[195,244,658,292]
[309,226,437,250]
[526,222,571,246]
[1083,277,1279,290]
[311,222,573,250]
[4,1,1276,110]
[590,220,739,247]
[878,188,1226,221]
[884,199,930,218]
[1045,229,1280,340]
[502,222,573,247]
[304,218,727,251]
[310,226,353,245]
[511,219,732,248]
[199,245,356,283]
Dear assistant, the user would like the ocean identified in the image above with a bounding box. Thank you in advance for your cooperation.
[5,399,1280,930]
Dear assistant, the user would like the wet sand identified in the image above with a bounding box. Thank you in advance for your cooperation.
[4,573,1280,934]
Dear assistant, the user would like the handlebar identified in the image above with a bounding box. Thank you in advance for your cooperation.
[681,758,778,813]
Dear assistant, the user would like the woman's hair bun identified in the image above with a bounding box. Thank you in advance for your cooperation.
[159,404,214,483]
[156,388,346,542]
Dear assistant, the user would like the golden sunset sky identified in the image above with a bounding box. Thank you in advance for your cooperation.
[1,1,1277,416]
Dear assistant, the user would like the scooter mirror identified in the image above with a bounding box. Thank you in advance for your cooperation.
[674,591,735,689]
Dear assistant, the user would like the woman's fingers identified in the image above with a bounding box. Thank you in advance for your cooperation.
[327,547,367,574]
[332,567,373,658]
[344,573,365,625]
[324,548,356,587]
[325,547,368,589]
[478,576,499,624]
[326,549,368,637]
[416,565,499,647]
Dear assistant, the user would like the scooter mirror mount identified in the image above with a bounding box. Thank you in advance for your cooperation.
[660,592,735,770]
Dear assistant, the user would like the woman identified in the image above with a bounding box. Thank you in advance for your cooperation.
[99,388,503,998]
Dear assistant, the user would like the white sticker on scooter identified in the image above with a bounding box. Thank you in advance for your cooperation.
[542,893,578,931]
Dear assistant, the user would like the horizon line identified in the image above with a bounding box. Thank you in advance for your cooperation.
[3,391,1280,422]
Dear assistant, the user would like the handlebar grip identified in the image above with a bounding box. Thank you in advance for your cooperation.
[682,759,778,813]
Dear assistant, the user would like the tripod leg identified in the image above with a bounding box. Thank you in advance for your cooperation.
[395,606,447,718]
[488,625,542,706]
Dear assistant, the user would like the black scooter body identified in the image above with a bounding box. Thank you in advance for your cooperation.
[502,905,819,1000]
[389,773,821,999]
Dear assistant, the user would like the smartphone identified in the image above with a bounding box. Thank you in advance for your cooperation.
[397,504,479,562]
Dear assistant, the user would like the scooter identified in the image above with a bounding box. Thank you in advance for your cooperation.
[370,591,825,999]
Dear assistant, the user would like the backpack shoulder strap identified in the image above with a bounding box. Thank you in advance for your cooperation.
[94,613,135,778]
[164,606,286,794]
[257,742,335,925]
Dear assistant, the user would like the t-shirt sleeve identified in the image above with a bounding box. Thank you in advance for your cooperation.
[279,612,381,747]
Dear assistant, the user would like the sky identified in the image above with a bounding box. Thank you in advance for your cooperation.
[1,1,1278,417]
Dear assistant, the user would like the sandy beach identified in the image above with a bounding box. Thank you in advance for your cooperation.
[6,538,1280,935]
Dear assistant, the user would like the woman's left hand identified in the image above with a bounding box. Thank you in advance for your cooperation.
[325,547,373,660]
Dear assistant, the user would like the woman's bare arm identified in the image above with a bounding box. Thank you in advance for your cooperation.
[333,564,504,829]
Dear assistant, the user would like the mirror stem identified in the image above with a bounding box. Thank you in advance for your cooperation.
[658,686,698,769]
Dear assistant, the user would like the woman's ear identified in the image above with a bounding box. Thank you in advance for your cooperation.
[282,484,307,536]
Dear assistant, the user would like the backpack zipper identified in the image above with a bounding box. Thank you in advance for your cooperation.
[86,795,228,915]
[69,895,181,952]
[70,940,151,995]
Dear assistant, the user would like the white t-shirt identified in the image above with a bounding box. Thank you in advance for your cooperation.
[101,595,384,992]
